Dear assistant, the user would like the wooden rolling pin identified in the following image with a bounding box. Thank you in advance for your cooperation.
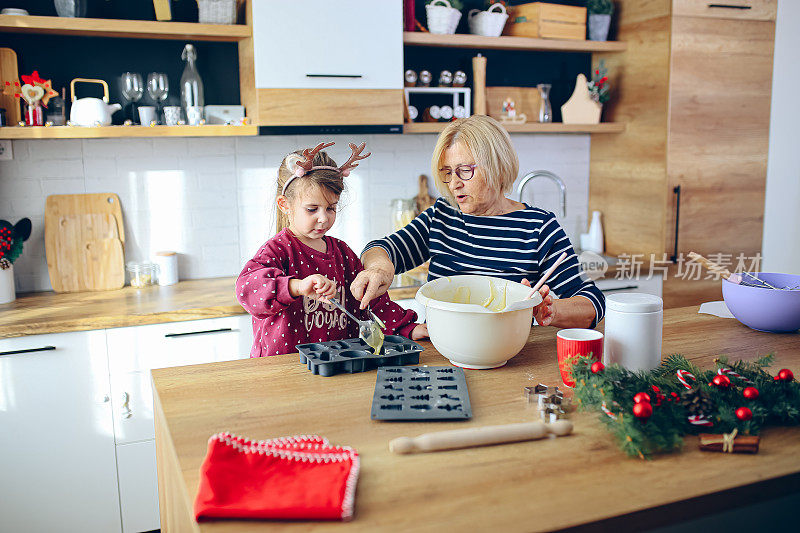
[389,420,573,454]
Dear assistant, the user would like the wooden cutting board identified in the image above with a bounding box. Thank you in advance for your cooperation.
[45,193,126,292]
[0,48,21,124]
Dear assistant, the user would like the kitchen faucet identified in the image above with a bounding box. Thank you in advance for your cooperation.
[516,170,567,218]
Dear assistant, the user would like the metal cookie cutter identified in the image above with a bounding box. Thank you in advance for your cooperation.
[524,384,567,422]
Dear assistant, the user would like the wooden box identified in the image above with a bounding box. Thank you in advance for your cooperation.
[486,87,540,123]
[503,2,586,40]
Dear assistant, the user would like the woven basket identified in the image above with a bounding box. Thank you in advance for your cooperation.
[468,3,508,37]
[196,0,237,24]
[426,0,462,35]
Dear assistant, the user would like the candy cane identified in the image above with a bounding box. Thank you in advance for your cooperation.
[717,367,754,386]
[601,401,620,420]
[676,369,696,389]
[688,415,714,427]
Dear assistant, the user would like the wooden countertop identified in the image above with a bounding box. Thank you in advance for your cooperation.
[152,306,800,532]
[0,277,419,339]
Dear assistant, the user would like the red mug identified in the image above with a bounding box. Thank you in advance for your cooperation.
[556,328,604,387]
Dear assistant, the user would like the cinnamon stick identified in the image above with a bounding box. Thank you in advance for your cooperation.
[698,433,760,454]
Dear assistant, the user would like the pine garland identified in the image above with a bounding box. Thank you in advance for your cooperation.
[570,354,800,459]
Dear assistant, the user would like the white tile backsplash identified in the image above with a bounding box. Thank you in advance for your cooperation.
[0,134,591,293]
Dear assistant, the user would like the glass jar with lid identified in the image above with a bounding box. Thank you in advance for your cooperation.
[391,198,416,231]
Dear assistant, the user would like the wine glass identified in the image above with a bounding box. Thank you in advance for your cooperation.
[146,73,169,124]
[121,72,143,123]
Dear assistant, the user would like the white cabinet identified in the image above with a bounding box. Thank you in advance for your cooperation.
[0,331,121,533]
[107,314,253,533]
[252,0,403,90]
[116,441,160,533]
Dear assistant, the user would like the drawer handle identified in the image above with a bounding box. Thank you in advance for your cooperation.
[707,4,752,9]
[602,285,640,293]
[306,74,363,78]
[0,345,56,356]
[164,327,233,338]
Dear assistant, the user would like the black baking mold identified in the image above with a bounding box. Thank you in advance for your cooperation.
[297,335,423,377]
[371,366,472,421]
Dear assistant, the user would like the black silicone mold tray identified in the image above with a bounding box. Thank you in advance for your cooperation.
[370,366,472,421]
[297,335,423,377]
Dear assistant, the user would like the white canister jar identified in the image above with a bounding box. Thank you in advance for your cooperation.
[603,293,663,372]
[0,263,15,304]
[153,251,178,286]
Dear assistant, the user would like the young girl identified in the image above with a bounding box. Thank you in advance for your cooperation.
[236,141,426,357]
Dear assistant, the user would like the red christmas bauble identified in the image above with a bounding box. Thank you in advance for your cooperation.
[633,392,651,404]
[777,369,794,382]
[735,406,753,421]
[742,386,759,400]
[590,361,605,373]
[633,402,653,419]
[711,374,732,388]
[651,385,663,406]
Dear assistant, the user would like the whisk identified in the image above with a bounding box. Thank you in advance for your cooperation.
[688,252,800,290]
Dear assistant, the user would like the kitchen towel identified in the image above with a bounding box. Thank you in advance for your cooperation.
[698,301,735,319]
[194,432,359,522]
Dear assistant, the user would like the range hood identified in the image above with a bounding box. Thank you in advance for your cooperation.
[258,124,403,135]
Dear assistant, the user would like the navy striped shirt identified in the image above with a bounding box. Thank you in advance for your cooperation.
[364,198,605,327]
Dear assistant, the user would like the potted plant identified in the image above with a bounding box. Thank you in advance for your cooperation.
[0,218,32,304]
[586,0,614,41]
[588,60,610,105]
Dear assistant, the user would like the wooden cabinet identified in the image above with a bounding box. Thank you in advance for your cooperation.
[243,0,404,126]
[589,0,776,259]
[0,331,122,533]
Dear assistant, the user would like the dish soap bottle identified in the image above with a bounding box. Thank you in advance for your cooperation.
[580,211,604,254]
[180,44,204,125]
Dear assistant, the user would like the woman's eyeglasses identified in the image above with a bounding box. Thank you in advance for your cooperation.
[439,164,477,183]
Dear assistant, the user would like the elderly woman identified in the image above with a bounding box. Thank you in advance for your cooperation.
[352,115,605,335]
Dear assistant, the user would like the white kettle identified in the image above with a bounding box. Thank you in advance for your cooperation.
[69,78,121,126]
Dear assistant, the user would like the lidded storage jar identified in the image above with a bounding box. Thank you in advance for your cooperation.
[603,293,663,372]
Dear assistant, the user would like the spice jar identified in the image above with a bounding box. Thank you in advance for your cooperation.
[153,251,178,286]
[603,293,663,371]
[127,261,159,289]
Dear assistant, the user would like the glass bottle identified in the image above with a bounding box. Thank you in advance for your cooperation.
[47,88,66,126]
[537,83,552,123]
[180,44,205,125]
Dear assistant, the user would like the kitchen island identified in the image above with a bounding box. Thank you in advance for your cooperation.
[152,306,800,532]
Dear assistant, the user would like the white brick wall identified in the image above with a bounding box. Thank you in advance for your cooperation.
[0,134,590,293]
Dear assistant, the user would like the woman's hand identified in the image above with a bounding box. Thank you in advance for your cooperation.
[521,279,555,327]
[291,274,337,301]
[351,268,394,309]
[410,323,429,340]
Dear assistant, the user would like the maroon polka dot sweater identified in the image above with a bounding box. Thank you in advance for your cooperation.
[236,229,419,357]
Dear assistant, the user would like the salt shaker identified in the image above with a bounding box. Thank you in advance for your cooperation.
[603,293,663,372]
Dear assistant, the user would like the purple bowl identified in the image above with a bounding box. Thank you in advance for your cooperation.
[722,273,800,333]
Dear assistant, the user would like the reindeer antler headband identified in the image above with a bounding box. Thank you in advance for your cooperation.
[281,141,371,195]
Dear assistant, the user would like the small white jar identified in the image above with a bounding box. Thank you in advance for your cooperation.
[603,293,663,372]
[153,251,179,286]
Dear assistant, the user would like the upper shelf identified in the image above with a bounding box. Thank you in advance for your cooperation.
[0,14,251,41]
[0,125,258,139]
[403,32,626,53]
[403,122,626,134]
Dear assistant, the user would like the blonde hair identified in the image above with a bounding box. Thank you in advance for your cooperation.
[276,150,344,232]
[430,115,519,205]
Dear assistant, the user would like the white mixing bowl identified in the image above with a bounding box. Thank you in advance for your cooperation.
[415,275,542,369]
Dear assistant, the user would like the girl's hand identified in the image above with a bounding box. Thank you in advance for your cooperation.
[410,323,429,341]
[521,279,555,327]
[293,274,337,301]
[351,267,394,309]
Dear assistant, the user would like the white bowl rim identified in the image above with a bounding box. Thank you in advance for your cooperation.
[557,328,603,341]
[415,274,543,314]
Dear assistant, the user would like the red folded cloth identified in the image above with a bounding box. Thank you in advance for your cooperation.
[194,432,360,521]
